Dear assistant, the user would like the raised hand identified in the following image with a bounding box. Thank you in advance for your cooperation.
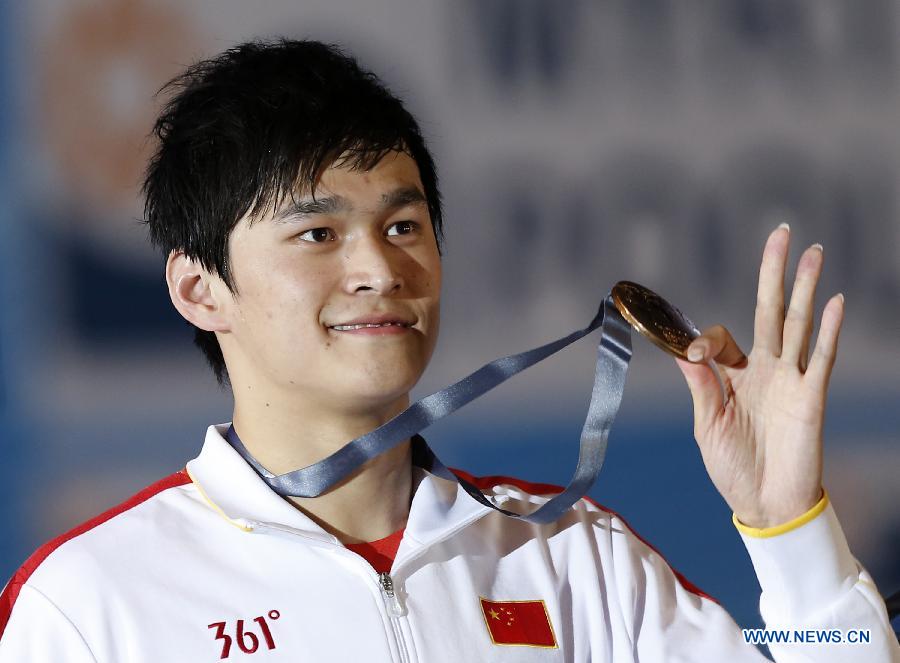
[675,224,845,528]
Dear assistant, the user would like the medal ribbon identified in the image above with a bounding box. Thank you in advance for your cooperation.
[226,294,632,524]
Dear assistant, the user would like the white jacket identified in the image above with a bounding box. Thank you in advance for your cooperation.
[0,423,897,662]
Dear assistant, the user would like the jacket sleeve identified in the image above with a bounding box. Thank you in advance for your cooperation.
[0,583,98,663]
[616,501,900,662]
[738,501,900,662]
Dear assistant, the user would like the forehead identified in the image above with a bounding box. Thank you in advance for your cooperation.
[248,152,428,232]
[240,150,426,231]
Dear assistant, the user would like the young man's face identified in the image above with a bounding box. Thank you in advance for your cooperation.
[220,150,441,413]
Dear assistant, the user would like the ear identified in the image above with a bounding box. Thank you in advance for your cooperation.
[165,251,231,332]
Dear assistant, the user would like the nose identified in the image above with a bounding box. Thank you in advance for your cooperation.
[343,234,404,295]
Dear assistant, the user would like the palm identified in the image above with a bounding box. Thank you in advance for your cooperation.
[677,226,844,528]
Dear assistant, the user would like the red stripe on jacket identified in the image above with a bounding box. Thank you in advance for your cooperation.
[0,469,192,636]
[450,468,718,604]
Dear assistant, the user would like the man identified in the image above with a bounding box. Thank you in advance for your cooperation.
[0,39,897,661]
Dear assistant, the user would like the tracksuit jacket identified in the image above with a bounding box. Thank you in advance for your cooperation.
[0,423,897,661]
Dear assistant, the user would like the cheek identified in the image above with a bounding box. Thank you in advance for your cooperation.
[239,260,333,329]
[430,263,442,293]
[413,249,442,295]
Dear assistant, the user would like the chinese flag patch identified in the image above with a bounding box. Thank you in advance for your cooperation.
[480,598,557,648]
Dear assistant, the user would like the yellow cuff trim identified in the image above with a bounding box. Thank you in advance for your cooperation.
[733,489,828,539]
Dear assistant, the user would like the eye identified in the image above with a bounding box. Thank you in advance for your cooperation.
[297,227,335,243]
[386,220,417,237]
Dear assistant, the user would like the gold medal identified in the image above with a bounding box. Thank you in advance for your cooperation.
[611,281,700,360]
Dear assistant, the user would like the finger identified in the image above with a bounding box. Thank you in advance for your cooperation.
[686,325,748,368]
[675,358,732,428]
[805,293,845,392]
[753,224,790,356]
[781,243,824,370]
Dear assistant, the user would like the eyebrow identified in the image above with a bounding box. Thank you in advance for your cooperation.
[380,186,427,210]
[272,194,351,223]
[272,186,426,224]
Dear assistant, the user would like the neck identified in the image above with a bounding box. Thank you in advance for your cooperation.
[231,389,413,545]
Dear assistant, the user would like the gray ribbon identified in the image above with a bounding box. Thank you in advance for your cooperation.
[227,294,632,524]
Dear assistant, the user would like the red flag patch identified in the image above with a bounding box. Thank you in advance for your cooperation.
[479,597,558,648]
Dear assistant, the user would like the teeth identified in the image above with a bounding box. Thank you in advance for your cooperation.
[332,322,409,331]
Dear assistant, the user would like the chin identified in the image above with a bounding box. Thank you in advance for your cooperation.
[340,368,420,407]
[329,390,412,419]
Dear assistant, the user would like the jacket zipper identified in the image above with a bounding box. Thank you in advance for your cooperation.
[379,572,406,617]
[379,572,411,663]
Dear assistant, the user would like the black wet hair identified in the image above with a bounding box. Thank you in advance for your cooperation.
[142,38,443,386]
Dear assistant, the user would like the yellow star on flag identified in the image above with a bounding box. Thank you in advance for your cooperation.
[488,609,500,620]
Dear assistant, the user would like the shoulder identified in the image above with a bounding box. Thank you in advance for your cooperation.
[449,467,716,603]
[0,470,194,636]
[450,466,623,522]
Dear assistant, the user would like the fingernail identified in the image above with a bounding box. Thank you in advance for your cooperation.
[837,292,844,304]
[687,345,704,362]
[777,222,790,232]
[810,243,823,253]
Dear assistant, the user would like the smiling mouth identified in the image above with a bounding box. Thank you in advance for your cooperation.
[329,322,413,331]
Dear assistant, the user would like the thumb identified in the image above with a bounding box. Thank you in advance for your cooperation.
[674,357,726,430]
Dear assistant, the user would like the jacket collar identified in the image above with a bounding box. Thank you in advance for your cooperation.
[186,424,493,550]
